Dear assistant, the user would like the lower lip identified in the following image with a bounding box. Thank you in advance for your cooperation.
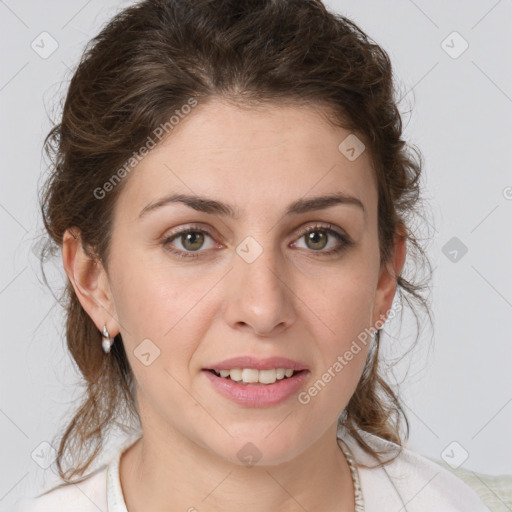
[202,370,310,407]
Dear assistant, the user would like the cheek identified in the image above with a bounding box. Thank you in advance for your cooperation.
[304,294,371,415]
[111,263,206,407]
[110,269,173,339]
[109,245,188,332]
[309,264,378,337]
[303,259,376,383]
[109,254,217,369]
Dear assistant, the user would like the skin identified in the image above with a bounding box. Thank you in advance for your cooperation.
[62,98,406,512]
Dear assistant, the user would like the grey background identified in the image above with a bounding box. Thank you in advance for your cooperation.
[1,0,511,508]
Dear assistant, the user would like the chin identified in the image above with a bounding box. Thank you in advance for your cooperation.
[205,433,305,468]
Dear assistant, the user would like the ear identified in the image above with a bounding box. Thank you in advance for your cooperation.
[371,224,407,329]
[61,228,119,337]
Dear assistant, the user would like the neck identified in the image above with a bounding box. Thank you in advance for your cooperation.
[119,423,355,512]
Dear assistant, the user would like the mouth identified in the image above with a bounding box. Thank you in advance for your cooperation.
[201,367,310,407]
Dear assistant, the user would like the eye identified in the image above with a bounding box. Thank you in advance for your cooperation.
[162,223,353,260]
[162,225,218,259]
[292,223,352,256]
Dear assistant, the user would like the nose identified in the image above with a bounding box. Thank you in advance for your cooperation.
[222,244,297,337]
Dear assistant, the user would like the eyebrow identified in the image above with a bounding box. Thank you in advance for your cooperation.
[138,192,366,220]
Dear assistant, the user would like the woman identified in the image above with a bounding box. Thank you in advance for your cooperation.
[14,0,489,510]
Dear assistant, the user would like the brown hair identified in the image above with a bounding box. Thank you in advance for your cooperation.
[38,0,433,483]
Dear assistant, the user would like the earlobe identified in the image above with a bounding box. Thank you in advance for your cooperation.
[62,228,119,337]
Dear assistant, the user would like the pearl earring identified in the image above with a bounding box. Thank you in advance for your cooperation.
[102,324,114,354]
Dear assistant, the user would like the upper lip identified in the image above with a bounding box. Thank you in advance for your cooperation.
[203,356,309,372]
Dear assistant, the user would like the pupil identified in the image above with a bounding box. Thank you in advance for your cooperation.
[183,232,203,250]
[307,231,327,250]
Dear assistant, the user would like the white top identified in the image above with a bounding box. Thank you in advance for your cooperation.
[9,425,491,512]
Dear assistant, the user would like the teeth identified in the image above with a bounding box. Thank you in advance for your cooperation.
[242,368,259,383]
[229,368,243,382]
[258,369,278,384]
[212,368,298,384]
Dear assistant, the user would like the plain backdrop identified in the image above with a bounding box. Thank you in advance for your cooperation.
[1,0,511,509]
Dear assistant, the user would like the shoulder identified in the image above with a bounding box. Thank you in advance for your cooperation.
[340,426,491,512]
[9,432,142,512]
[8,465,108,512]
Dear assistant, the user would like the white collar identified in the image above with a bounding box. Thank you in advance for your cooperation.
[106,433,142,512]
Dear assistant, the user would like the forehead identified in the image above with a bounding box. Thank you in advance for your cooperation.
[115,99,377,223]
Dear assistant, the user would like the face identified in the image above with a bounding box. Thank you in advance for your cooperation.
[66,98,403,466]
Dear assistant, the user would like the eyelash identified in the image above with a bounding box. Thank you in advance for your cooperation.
[162,223,353,260]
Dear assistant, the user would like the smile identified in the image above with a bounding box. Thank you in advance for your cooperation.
[202,368,310,407]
